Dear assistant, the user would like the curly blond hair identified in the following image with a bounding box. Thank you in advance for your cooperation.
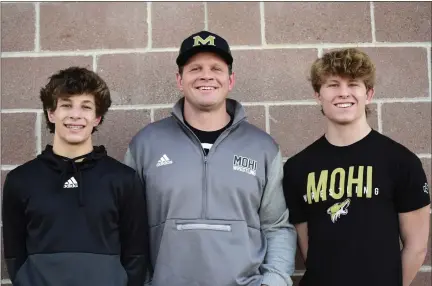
[310,48,376,93]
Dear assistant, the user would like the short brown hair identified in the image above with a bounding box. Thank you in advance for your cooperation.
[40,67,112,133]
[310,48,376,93]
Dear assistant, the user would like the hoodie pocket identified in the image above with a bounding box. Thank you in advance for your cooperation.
[151,219,264,286]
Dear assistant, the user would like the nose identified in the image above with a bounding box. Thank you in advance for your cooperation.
[68,106,82,119]
[338,84,350,98]
[200,67,215,81]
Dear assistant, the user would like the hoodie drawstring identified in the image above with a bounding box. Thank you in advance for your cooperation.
[38,145,108,208]
[69,154,87,207]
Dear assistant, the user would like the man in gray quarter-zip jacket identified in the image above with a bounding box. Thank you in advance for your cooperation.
[124,30,297,286]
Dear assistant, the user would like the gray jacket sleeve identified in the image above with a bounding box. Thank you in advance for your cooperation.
[124,147,138,171]
[259,148,297,286]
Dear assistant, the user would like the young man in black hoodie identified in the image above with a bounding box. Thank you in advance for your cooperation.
[2,67,149,286]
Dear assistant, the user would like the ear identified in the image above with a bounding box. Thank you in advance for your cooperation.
[176,72,183,91]
[47,109,56,123]
[228,72,235,91]
[93,116,102,127]
[314,91,321,104]
[365,88,375,105]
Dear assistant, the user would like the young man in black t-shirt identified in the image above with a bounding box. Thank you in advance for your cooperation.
[283,48,430,286]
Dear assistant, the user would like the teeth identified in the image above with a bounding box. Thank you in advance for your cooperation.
[66,125,84,130]
[336,103,353,108]
[198,87,215,90]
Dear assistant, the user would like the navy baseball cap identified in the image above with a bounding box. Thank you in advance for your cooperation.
[176,31,233,67]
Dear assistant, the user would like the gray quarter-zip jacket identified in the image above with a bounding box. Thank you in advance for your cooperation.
[124,98,296,286]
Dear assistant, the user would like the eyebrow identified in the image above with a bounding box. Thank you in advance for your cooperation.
[58,98,95,105]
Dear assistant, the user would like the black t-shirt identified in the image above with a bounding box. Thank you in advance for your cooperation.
[283,129,430,286]
[185,116,233,155]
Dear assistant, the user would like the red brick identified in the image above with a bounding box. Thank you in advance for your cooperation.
[1,3,35,52]
[1,171,9,192]
[295,246,305,270]
[382,103,431,154]
[269,105,325,157]
[1,171,10,226]
[93,110,151,161]
[97,53,179,105]
[411,271,431,286]
[366,103,378,131]
[265,2,371,44]
[362,48,429,99]
[1,57,92,109]
[231,49,317,102]
[244,106,266,132]
[374,3,431,42]
[1,113,36,165]
[40,3,147,50]
[153,108,172,122]
[152,2,204,48]
[292,275,303,286]
[208,2,261,46]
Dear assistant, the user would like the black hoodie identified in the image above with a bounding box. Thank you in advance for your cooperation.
[2,145,150,286]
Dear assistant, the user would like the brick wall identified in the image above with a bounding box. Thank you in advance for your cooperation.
[1,2,431,285]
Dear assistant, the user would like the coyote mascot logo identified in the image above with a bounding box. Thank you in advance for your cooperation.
[327,198,351,223]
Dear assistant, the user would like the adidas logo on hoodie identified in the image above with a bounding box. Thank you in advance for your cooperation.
[64,176,78,188]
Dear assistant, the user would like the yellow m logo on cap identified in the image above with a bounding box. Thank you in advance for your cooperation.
[192,35,216,47]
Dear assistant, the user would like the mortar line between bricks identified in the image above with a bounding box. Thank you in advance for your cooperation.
[369,1,376,43]
[1,165,18,171]
[420,265,432,271]
[147,1,152,50]
[264,105,270,134]
[3,42,431,58]
[373,97,432,104]
[417,154,432,159]
[293,270,305,276]
[204,2,208,30]
[260,1,266,46]
[427,47,431,99]
[150,109,155,122]
[1,109,43,113]
[34,2,40,52]
[2,97,431,113]
[377,102,383,133]
[92,54,98,72]
[36,112,42,155]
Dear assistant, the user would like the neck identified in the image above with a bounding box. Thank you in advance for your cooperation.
[52,135,93,159]
[183,100,231,131]
[325,117,372,147]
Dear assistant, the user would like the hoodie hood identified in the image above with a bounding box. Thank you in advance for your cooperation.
[37,145,108,206]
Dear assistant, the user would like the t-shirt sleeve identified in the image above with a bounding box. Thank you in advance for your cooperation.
[283,159,308,224]
[394,153,431,213]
